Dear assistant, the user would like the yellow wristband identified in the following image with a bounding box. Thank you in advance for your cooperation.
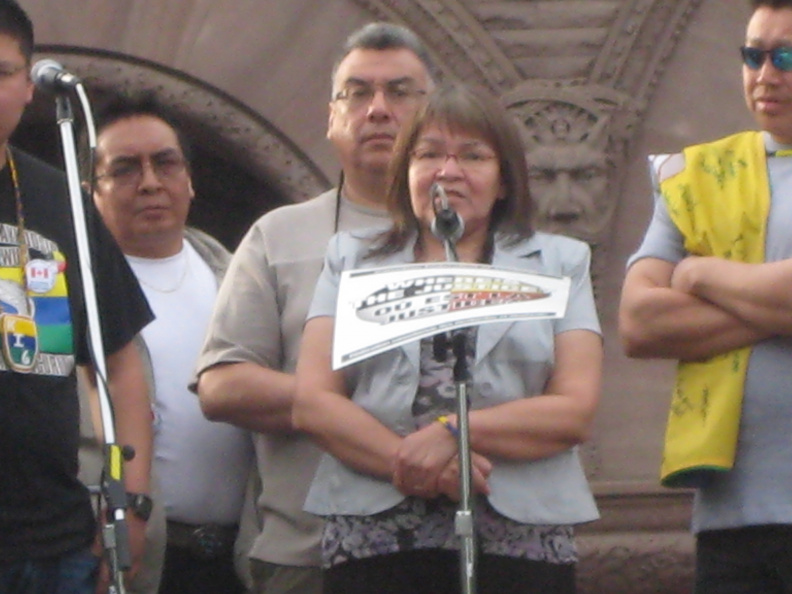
[436,415,459,438]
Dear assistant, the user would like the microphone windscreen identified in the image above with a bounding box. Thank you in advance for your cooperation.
[31,59,63,86]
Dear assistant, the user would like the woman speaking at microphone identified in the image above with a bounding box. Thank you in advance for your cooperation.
[293,83,602,594]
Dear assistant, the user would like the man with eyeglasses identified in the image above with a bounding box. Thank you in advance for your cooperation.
[619,1,792,592]
[193,22,436,594]
[0,2,155,593]
[90,95,253,594]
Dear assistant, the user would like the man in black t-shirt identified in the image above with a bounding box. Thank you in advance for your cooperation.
[0,2,154,593]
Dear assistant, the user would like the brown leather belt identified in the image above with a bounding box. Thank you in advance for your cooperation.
[166,520,238,559]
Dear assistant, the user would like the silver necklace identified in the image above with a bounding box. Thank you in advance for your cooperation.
[135,249,190,294]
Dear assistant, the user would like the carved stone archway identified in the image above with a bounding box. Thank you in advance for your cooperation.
[15,46,331,248]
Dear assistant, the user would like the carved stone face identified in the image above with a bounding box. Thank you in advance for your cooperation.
[514,101,615,245]
[526,141,610,243]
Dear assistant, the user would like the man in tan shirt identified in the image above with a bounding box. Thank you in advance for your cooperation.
[193,22,436,594]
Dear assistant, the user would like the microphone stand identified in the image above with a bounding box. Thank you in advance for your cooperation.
[430,184,477,594]
[52,91,130,593]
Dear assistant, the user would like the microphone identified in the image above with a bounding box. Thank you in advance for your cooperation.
[30,59,82,91]
[430,183,464,244]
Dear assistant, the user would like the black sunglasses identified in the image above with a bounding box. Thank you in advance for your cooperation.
[741,45,792,71]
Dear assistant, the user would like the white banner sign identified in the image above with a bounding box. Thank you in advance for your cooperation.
[333,261,570,369]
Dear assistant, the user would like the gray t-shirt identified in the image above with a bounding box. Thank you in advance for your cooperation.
[629,132,792,532]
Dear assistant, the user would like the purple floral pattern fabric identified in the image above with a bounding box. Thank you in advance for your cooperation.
[323,496,576,568]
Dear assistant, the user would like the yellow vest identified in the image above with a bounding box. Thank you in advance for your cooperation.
[657,131,769,487]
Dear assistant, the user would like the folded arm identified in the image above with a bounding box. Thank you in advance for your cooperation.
[292,316,403,480]
[293,317,490,499]
[391,328,600,497]
[672,256,792,335]
[198,362,295,433]
[619,257,769,360]
[466,328,601,461]
[195,224,301,434]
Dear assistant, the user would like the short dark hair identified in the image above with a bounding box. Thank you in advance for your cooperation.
[749,0,792,9]
[331,22,438,94]
[82,93,192,179]
[370,83,533,258]
[0,0,34,63]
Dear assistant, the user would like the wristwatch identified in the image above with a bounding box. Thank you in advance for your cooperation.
[126,492,153,521]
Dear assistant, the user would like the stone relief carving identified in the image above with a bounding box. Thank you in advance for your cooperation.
[523,112,611,239]
[502,82,637,287]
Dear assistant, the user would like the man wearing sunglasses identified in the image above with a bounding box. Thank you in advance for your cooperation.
[620,1,792,592]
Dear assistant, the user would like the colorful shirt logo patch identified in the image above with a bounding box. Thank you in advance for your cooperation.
[0,224,74,376]
[1,312,38,373]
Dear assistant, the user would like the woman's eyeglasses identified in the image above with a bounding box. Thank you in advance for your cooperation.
[410,147,497,172]
[740,45,792,72]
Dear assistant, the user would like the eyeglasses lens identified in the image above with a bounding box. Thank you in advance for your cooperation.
[741,46,792,71]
